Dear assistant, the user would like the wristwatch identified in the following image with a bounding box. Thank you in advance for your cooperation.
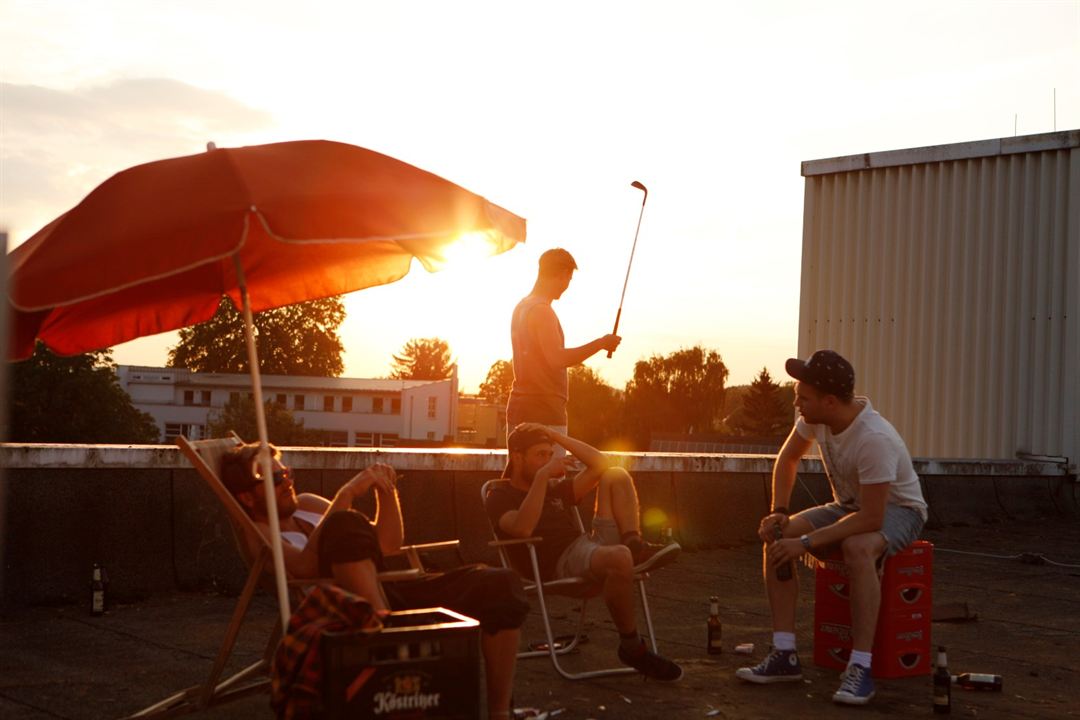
[799,534,812,551]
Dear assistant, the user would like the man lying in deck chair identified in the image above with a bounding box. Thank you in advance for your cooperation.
[485,423,683,681]
[221,442,529,720]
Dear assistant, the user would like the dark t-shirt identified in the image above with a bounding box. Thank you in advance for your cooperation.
[484,478,581,580]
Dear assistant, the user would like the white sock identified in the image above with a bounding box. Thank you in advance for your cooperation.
[772,632,796,651]
[849,650,872,669]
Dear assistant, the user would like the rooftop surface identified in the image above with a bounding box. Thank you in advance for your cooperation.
[4,517,1079,719]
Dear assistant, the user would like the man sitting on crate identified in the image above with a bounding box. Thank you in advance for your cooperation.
[734,350,928,706]
[220,442,529,720]
[485,423,683,682]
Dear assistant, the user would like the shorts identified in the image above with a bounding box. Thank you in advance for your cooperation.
[553,516,620,580]
[797,502,925,558]
[317,510,529,634]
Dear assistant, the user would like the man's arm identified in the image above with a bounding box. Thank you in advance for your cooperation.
[757,427,813,542]
[803,481,888,547]
[370,466,404,556]
[527,304,620,367]
[496,456,565,538]
[551,429,612,503]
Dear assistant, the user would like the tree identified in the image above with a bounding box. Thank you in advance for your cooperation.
[567,366,624,449]
[623,345,729,449]
[167,297,345,377]
[8,342,160,443]
[730,367,792,437]
[389,338,454,380]
[478,359,514,404]
[206,394,311,446]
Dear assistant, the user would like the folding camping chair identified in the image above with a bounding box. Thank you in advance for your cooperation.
[480,478,660,680]
[126,434,457,719]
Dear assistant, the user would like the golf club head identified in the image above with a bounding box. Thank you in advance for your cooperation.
[631,180,648,204]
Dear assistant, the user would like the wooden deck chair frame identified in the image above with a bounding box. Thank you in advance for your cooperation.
[480,478,659,680]
[127,434,457,719]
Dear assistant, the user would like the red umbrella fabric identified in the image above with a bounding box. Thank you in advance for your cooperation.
[9,139,525,358]
[6,139,526,628]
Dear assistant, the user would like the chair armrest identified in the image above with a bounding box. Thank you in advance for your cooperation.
[402,540,461,552]
[489,536,543,547]
[377,568,424,583]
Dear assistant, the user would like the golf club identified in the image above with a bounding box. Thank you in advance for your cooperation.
[607,180,648,358]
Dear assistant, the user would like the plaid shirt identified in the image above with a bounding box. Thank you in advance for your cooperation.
[270,584,381,720]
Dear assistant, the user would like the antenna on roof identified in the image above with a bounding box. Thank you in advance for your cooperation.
[1014,114,1017,137]
[1053,88,1056,132]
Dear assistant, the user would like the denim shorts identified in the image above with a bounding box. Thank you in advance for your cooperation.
[797,502,925,558]
[554,516,620,580]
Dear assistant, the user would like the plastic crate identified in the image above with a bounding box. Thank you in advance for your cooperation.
[321,607,481,719]
[812,541,933,678]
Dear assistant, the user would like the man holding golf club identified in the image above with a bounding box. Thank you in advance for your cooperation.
[506,180,648,442]
[505,247,622,440]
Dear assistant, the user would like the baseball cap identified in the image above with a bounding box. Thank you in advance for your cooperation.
[784,349,855,398]
[502,425,553,478]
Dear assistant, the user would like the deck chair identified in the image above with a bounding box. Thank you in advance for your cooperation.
[127,434,457,719]
[480,478,660,680]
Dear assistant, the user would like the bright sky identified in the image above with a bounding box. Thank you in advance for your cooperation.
[2,1,1077,393]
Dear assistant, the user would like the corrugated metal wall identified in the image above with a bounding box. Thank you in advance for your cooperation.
[799,131,1079,465]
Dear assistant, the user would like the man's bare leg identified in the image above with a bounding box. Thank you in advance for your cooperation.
[330,559,389,611]
[593,467,640,533]
[765,514,814,633]
[589,544,637,632]
[482,628,520,720]
[842,533,887,651]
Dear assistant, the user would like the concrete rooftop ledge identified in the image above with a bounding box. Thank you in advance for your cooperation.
[0,443,1070,476]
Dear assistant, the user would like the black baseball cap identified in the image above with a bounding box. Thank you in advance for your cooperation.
[785,349,855,398]
[502,425,553,478]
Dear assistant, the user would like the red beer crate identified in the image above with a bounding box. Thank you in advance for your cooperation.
[322,607,481,719]
[812,541,933,678]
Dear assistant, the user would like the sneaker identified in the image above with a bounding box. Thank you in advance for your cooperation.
[833,663,875,705]
[734,648,803,684]
[629,540,681,572]
[617,643,684,681]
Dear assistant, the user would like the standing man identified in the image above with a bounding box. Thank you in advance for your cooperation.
[506,248,621,443]
[734,350,927,706]
[485,423,682,681]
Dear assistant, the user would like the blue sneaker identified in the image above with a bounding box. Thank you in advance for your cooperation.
[833,663,875,705]
[734,648,803,683]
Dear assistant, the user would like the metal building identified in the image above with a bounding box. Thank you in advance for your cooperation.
[798,130,1079,468]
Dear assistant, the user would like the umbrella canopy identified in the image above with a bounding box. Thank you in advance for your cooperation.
[7,140,526,628]
[9,139,525,358]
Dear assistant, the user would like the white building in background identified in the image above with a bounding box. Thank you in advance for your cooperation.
[798,129,1078,466]
[117,365,458,447]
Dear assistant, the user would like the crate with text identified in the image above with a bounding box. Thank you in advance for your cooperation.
[322,607,481,720]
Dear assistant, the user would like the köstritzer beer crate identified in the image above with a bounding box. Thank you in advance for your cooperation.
[322,607,481,719]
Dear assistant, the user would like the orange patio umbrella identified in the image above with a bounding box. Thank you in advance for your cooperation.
[7,139,526,627]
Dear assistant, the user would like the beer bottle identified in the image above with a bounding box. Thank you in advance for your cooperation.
[933,646,951,714]
[952,673,1003,691]
[90,563,106,616]
[774,524,793,581]
[706,596,722,654]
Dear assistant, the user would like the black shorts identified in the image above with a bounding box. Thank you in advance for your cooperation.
[317,510,529,634]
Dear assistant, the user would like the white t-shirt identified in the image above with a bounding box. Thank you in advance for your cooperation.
[795,397,927,520]
[279,509,326,550]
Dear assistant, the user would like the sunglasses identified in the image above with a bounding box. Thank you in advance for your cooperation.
[251,466,293,488]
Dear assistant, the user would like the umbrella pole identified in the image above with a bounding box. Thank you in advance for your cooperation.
[234,260,292,631]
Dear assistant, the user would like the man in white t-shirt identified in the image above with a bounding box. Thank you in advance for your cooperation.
[734,350,927,707]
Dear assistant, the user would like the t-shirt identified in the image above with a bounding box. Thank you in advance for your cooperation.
[795,397,928,520]
[484,478,581,580]
[506,294,568,426]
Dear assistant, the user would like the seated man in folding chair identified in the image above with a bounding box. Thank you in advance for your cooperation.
[221,442,529,720]
[485,423,683,681]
